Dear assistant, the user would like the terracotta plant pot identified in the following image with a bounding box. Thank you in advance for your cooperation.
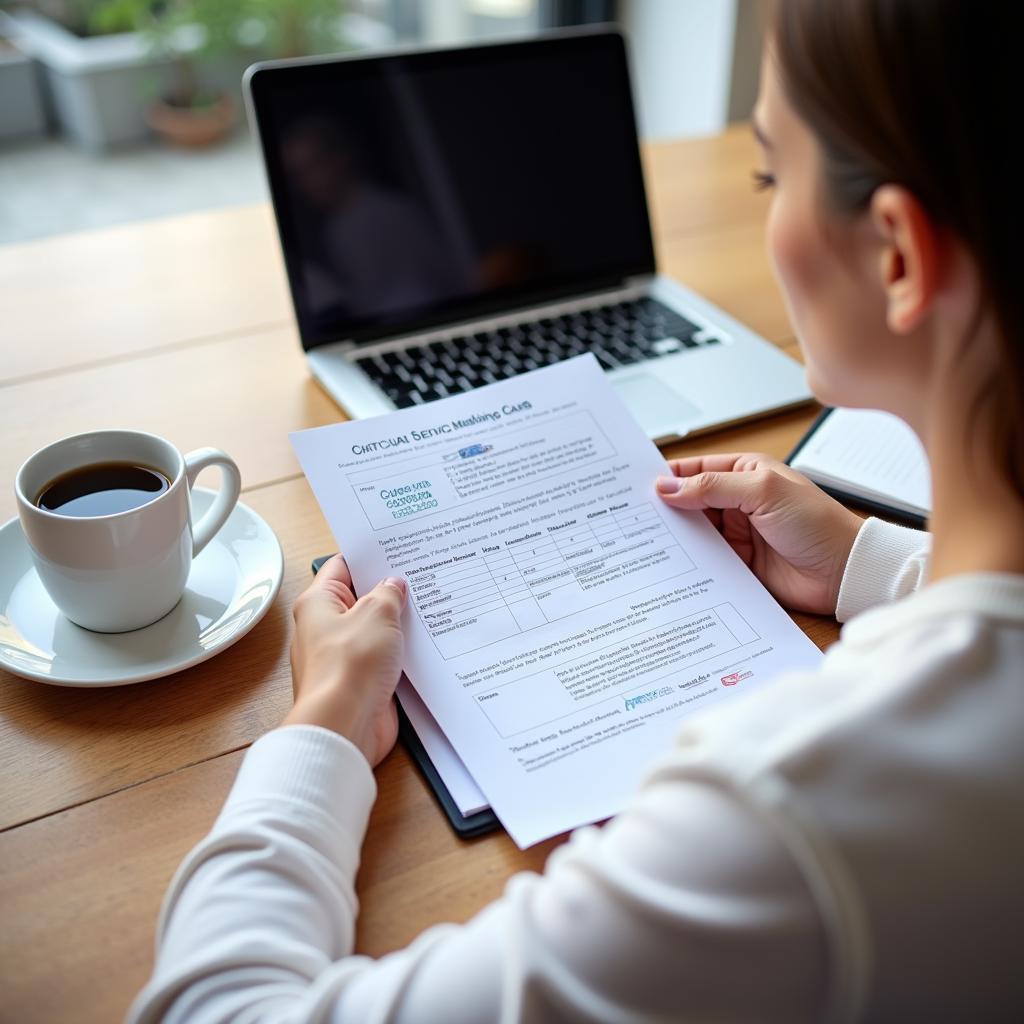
[146,93,236,148]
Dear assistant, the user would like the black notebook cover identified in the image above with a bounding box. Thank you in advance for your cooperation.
[311,555,499,839]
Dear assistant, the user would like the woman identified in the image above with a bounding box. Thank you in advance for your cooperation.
[130,1,1024,1020]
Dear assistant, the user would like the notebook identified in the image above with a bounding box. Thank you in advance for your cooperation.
[787,408,930,527]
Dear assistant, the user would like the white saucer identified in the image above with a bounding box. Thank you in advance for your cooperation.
[0,488,284,687]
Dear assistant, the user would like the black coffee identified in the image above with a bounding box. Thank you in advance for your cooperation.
[36,462,171,517]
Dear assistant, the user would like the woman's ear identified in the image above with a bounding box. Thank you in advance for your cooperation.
[869,185,942,334]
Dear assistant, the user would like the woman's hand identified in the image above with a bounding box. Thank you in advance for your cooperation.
[656,452,863,615]
[284,554,407,766]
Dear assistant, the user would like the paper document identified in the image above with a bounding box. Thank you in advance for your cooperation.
[292,356,822,847]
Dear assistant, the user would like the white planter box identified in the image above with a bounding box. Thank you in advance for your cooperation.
[0,34,47,141]
[5,9,377,153]
[6,9,255,152]
[7,8,178,151]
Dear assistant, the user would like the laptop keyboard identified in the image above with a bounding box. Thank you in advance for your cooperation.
[353,296,719,408]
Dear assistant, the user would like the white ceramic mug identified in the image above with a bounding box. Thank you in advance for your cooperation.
[15,430,241,633]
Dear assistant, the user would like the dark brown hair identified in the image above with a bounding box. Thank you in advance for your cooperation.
[772,0,1024,497]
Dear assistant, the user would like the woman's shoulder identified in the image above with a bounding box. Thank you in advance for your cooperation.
[645,573,1024,1016]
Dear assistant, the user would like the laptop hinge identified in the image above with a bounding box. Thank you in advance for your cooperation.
[624,273,656,288]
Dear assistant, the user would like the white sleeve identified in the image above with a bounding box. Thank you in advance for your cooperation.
[128,724,828,1024]
[835,517,931,622]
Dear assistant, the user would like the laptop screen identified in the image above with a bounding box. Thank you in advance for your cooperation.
[248,30,656,349]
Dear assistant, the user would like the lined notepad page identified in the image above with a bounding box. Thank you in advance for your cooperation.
[790,408,931,517]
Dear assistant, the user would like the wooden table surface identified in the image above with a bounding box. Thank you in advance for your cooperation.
[0,123,837,1024]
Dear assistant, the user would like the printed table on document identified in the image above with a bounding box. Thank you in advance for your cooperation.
[409,501,696,659]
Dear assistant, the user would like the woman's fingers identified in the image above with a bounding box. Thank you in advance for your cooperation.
[312,553,354,589]
[666,452,813,487]
[357,576,408,618]
[304,553,357,611]
[657,467,782,514]
[667,453,755,478]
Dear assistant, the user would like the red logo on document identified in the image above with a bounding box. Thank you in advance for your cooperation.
[720,670,753,686]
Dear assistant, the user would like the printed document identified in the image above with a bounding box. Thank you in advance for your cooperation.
[292,356,822,846]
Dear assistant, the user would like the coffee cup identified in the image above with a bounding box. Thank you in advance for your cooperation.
[15,430,241,633]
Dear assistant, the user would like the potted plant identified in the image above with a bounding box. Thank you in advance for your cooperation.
[124,0,252,147]
[95,0,352,147]
[248,0,351,60]
[7,0,352,151]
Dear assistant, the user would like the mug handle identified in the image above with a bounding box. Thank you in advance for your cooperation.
[184,448,242,558]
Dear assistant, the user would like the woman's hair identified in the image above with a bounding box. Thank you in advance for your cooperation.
[771,0,1024,497]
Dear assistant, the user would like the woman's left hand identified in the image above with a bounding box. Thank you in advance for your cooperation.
[284,554,408,766]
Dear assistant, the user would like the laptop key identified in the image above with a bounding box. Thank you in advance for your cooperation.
[367,354,392,376]
[613,348,642,365]
[652,337,684,355]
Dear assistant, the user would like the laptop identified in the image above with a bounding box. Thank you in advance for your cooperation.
[244,27,811,443]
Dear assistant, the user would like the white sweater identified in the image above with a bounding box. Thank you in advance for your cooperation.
[128,519,1024,1023]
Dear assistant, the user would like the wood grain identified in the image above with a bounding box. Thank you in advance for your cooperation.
[657,223,791,346]
[643,124,771,241]
[0,326,338,523]
[0,204,292,384]
[0,737,560,1024]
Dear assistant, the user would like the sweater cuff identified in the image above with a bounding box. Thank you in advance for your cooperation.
[836,517,931,623]
[218,725,377,850]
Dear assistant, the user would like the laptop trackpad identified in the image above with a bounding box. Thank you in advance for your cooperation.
[612,374,701,435]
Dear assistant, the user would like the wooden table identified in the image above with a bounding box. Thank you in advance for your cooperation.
[0,124,837,1024]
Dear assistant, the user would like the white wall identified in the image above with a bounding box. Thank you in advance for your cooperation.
[620,0,739,140]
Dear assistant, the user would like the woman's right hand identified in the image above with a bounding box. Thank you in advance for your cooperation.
[285,555,407,766]
[656,452,863,615]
